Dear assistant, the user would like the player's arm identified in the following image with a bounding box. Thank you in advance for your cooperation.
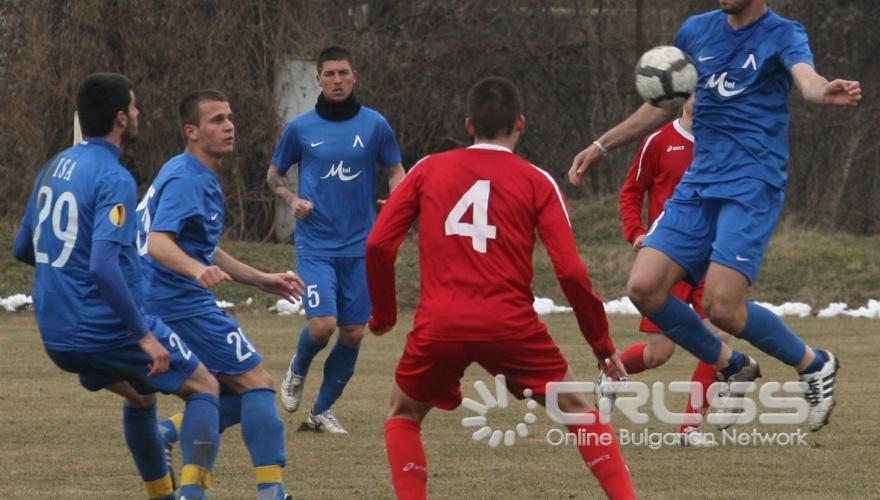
[568,103,674,186]
[534,178,618,363]
[619,136,655,251]
[12,223,35,266]
[266,164,313,220]
[387,163,406,192]
[213,247,303,302]
[365,168,422,335]
[791,63,861,107]
[147,231,232,288]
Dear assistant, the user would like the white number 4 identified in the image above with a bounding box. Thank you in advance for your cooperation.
[444,180,497,253]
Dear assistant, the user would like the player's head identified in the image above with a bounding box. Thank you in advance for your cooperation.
[179,89,234,159]
[465,76,525,141]
[719,0,762,15]
[316,46,357,103]
[76,72,138,141]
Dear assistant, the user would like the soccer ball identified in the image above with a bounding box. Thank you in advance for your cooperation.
[634,46,697,109]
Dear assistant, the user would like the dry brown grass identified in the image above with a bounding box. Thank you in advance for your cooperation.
[1,313,878,499]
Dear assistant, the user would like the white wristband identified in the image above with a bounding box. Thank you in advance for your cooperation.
[592,140,609,156]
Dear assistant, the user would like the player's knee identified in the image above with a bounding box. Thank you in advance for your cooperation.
[555,392,593,415]
[309,317,337,341]
[124,392,157,409]
[187,366,220,397]
[338,325,365,347]
[704,301,738,331]
[627,275,664,311]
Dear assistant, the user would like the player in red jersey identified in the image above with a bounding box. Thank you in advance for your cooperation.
[366,77,635,500]
[614,96,730,446]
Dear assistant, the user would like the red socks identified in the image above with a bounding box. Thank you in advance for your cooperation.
[385,418,428,500]
[679,360,717,433]
[621,343,647,375]
[570,412,636,499]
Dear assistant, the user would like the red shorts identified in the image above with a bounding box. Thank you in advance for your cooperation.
[639,280,707,333]
[394,328,569,411]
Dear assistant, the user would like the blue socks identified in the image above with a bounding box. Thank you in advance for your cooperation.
[739,302,808,367]
[178,393,220,500]
[720,351,746,378]
[123,403,168,482]
[314,340,360,414]
[647,296,724,364]
[159,394,242,447]
[292,326,329,376]
[801,349,827,374]
[242,388,287,499]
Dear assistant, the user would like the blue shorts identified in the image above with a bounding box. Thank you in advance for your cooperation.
[643,177,783,284]
[165,309,262,376]
[296,255,371,325]
[45,316,199,395]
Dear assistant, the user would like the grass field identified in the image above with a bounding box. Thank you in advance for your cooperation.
[1,312,878,499]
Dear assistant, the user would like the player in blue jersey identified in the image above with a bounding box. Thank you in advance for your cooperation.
[267,46,406,434]
[138,90,303,500]
[12,73,221,500]
[568,0,861,432]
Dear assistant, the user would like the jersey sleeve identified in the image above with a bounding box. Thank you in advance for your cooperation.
[149,176,201,235]
[365,163,423,328]
[673,16,695,57]
[270,121,302,175]
[533,171,615,359]
[376,116,403,168]
[92,171,137,245]
[780,22,815,71]
[619,134,656,245]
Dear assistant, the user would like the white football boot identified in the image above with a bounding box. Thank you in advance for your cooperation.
[800,350,839,432]
[306,408,348,434]
[280,355,305,413]
[712,355,761,429]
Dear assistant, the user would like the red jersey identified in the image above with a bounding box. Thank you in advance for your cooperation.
[618,119,694,244]
[366,144,615,359]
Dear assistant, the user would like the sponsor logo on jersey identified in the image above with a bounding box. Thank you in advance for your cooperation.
[320,160,362,182]
[666,145,686,152]
[352,135,364,148]
[706,72,746,97]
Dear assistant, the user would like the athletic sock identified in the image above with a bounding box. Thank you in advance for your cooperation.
[569,411,635,500]
[313,340,359,414]
[620,343,647,374]
[158,412,183,446]
[219,393,243,433]
[646,296,723,363]
[241,388,287,499]
[123,403,173,499]
[800,349,827,374]
[720,351,746,379]
[385,418,428,500]
[178,393,220,500]
[739,302,807,366]
[291,326,328,376]
[679,361,716,433]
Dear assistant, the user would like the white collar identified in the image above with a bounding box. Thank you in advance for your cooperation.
[468,143,513,153]
[673,118,694,143]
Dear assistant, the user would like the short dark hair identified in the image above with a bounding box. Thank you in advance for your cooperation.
[178,89,228,130]
[467,77,523,139]
[76,72,133,137]
[317,46,353,73]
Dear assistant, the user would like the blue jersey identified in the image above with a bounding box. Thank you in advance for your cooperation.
[21,139,144,351]
[675,9,814,189]
[271,106,402,257]
[137,152,224,321]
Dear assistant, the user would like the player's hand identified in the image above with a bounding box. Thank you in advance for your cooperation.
[368,317,393,336]
[290,197,314,220]
[138,332,170,376]
[195,265,232,288]
[632,234,647,252]
[598,350,628,381]
[823,79,861,107]
[568,144,605,186]
[257,271,305,303]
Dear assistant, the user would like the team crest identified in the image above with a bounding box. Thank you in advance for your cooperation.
[108,204,127,227]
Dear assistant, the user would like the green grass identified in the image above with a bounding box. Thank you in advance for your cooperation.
[1,313,878,498]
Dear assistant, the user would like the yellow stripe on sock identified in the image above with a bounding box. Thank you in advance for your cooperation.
[145,473,174,498]
[169,412,184,434]
[180,464,212,490]
[255,465,282,485]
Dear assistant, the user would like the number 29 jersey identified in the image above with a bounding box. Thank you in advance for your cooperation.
[19,139,144,351]
[367,144,614,358]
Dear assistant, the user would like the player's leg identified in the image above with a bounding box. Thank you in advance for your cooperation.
[281,255,337,413]
[220,365,289,500]
[706,180,838,430]
[172,363,221,500]
[385,382,433,500]
[308,256,370,433]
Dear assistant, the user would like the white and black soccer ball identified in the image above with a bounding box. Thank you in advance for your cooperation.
[634,46,697,109]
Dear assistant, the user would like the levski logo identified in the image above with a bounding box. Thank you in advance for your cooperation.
[320,160,362,181]
[706,72,746,97]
